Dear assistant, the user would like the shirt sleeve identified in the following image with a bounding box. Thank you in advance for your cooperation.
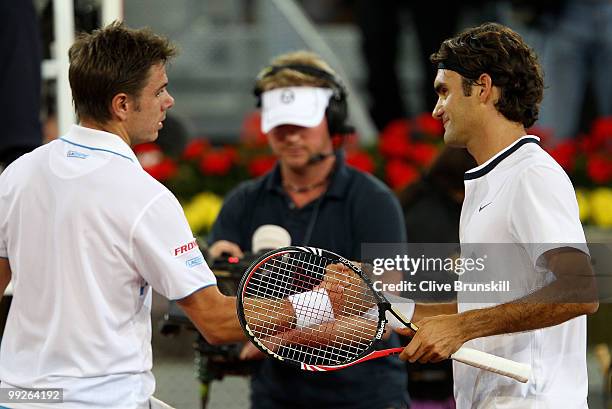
[131,191,217,300]
[509,164,588,268]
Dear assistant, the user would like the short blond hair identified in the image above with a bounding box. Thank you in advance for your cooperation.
[255,50,339,92]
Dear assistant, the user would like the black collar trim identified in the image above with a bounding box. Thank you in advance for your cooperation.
[464,137,540,180]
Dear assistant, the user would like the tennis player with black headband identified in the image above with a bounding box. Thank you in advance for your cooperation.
[396,23,599,408]
[207,50,410,409]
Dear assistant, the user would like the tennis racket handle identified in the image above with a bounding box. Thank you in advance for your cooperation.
[451,347,531,383]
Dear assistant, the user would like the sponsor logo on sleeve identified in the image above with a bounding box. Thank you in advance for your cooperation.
[186,256,205,268]
[173,238,198,257]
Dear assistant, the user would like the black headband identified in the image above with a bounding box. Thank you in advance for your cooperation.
[437,61,481,80]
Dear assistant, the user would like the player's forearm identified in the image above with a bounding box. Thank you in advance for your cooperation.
[208,295,248,343]
[243,297,296,334]
[457,249,598,342]
[178,288,246,344]
[259,315,379,353]
[458,299,597,342]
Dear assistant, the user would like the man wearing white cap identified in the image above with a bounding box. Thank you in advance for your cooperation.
[208,51,409,409]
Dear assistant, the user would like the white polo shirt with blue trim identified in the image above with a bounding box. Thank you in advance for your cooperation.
[0,125,216,408]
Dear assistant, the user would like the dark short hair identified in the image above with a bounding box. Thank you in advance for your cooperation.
[68,21,177,123]
[430,22,544,128]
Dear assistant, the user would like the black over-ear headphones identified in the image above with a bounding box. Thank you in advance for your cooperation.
[253,63,354,136]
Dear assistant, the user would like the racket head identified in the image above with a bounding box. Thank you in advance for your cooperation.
[236,246,389,369]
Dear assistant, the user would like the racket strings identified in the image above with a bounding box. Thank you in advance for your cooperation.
[244,285,378,339]
[248,268,376,318]
[247,257,377,325]
[256,255,376,304]
[243,252,381,366]
[246,309,379,341]
[255,315,378,365]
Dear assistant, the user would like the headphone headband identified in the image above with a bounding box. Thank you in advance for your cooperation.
[253,62,353,136]
[254,63,347,99]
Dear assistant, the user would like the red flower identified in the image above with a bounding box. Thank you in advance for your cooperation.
[224,146,239,164]
[145,158,177,181]
[406,141,439,168]
[587,156,612,184]
[332,133,355,150]
[241,111,268,147]
[385,159,419,190]
[591,116,612,148]
[379,119,412,158]
[548,140,577,171]
[414,113,443,137]
[578,133,599,154]
[200,150,234,176]
[383,119,412,139]
[248,155,277,177]
[346,151,375,174]
[133,142,161,155]
[134,143,164,170]
[183,139,209,160]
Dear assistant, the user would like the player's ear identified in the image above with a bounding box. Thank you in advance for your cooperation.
[110,93,131,121]
[477,73,495,103]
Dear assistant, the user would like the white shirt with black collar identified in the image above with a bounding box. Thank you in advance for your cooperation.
[0,125,216,408]
[455,135,589,409]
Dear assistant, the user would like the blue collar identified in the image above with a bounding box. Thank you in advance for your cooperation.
[60,125,140,166]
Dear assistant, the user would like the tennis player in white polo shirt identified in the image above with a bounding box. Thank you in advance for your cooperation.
[0,23,252,409]
[396,23,599,408]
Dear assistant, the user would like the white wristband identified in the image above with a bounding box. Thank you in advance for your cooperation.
[363,299,415,329]
[288,288,335,329]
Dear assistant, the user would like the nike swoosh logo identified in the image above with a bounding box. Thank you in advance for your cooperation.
[479,202,493,212]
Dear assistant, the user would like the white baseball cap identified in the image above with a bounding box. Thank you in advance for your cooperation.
[261,86,334,133]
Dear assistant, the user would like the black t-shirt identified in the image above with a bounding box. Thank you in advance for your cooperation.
[209,159,409,409]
